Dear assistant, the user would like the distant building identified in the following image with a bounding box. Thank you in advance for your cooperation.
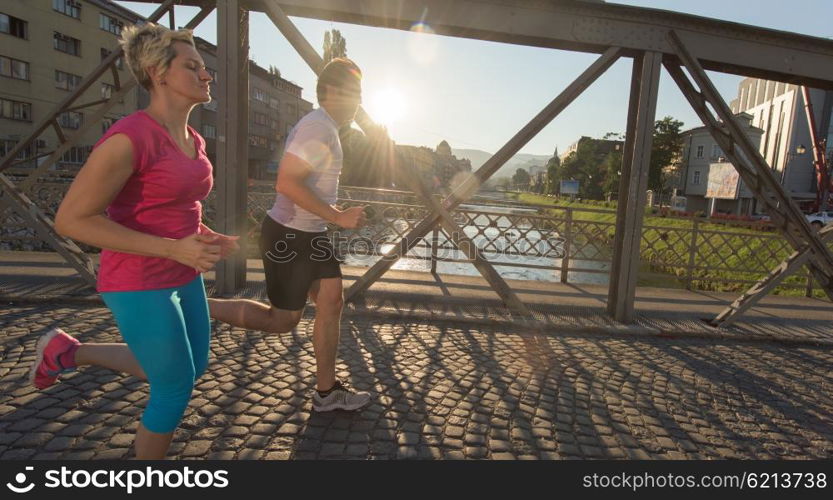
[730,77,833,209]
[559,136,623,163]
[0,1,312,181]
[0,0,144,172]
[187,37,313,180]
[677,112,763,215]
[395,140,472,192]
[434,140,471,189]
[529,171,546,193]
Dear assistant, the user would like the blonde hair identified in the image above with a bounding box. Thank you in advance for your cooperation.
[119,22,195,90]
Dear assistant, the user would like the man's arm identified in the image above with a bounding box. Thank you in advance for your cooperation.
[275,152,366,229]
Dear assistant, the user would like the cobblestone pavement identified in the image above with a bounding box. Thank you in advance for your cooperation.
[1,302,832,460]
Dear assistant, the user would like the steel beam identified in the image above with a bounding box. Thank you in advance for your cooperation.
[0,2,213,286]
[214,0,250,294]
[396,154,533,316]
[249,0,833,89]
[262,2,535,312]
[712,224,833,328]
[0,175,96,286]
[346,47,621,301]
[0,0,178,175]
[15,3,215,193]
[606,51,662,323]
[665,30,833,304]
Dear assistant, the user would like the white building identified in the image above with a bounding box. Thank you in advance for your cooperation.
[678,113,763,215]
[730,78,833,209]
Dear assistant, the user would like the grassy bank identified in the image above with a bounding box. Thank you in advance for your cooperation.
[509,192,824,297]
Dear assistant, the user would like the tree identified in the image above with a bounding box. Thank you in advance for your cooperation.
[650,116,684,197]
[339,124,394,188]
[512,168,531,190]
[545,148,561,195]
[323,30,347,63]
[601,150,623,199]
[558,140,603,199]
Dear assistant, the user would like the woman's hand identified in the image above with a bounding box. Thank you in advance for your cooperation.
[199,226,241,258]
[167,234,222,272]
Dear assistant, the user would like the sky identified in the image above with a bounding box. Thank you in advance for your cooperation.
[118,0,833,157]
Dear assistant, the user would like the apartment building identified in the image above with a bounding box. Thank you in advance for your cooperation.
[0,0,141,172]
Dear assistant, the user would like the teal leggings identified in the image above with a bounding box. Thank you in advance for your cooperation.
[101,275,210,434]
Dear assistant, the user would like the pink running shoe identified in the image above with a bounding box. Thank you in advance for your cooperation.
[28,328,80,389]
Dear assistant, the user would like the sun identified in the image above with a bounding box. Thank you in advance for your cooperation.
[367,87,408,129]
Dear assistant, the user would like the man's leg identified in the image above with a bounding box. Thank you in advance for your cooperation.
[308,277,371,411]
[208,298,302,334]
[307,277,343,392]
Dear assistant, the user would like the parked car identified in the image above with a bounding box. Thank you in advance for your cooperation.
[805,211,833,229]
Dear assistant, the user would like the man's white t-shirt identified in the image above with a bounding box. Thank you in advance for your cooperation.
[267,108,342,232]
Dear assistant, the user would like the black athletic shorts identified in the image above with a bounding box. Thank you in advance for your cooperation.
[260,216,342,310]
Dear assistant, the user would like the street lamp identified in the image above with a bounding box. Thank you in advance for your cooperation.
[786,144,807,162]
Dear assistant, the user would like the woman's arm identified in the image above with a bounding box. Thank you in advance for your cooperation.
[55,134,221,272]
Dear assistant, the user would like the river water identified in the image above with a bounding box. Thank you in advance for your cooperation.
[343,193,611,285]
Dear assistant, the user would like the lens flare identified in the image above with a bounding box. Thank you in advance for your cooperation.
[408,22,439,65]
[367,87,408,129]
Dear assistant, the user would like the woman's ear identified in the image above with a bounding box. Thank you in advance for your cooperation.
[147,65,164,87]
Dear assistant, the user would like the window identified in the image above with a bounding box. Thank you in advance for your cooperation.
[60,146,87,164]
[55,70,82,91]
[0,98,31,121]
[53,0,81,19]
[101,82,114,99]
[270,118,278,130]
[252,88,266,103]
[0,55,29,80]
[100,82,124,103]
[100,48,124,70]
[711,144,722,159]
[58,111,83,129]
[253,112,268,126]
[203,124,216,139]
[269,97,279,110]
[0,13,28,39]
[248,134,267,148]
[0,139,33,160]
[101,116,116,134]
[54,32,81,56]
[100,13,124,35]
[696,145,704,159]
[693,170,701,185]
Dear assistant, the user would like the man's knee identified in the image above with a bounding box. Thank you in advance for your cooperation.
[315,290,344,316]
[263,306,303,333]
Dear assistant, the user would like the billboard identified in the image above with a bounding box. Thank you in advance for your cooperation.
[560,179,579,195]
[705,163,740,199]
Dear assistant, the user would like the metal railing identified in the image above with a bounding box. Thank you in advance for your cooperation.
[2,181,829,295]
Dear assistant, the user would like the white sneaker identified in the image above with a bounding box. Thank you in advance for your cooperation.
[312,379,371,412]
